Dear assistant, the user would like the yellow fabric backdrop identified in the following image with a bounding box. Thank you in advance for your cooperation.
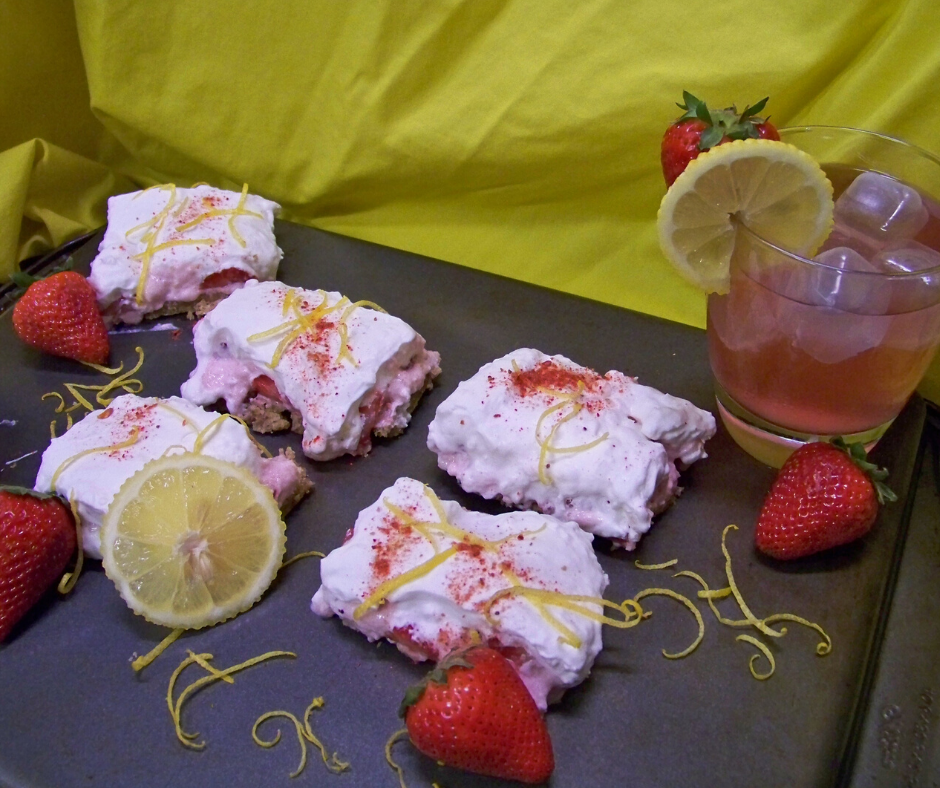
[3,0,940,401]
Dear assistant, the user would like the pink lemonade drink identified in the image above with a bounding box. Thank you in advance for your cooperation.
[707,127,940,459]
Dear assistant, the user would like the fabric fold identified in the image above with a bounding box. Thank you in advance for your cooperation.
[2,0,939,400]
[0,139,135,277]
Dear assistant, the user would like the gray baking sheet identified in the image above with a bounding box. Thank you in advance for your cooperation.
[0,222,926,787]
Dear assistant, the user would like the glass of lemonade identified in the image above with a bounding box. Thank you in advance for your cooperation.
[707,126,940,466]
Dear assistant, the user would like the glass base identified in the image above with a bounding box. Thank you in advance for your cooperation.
[714,386,892,468]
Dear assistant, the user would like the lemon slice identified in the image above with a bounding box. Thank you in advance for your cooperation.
[657,139,834,293]
[100,454,286,629]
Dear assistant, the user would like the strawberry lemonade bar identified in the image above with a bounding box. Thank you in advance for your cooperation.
[312,477,610,709]
[181,280,441,460]
[34,394,311,559]
[427,349,716,549]
[89,184,282,325]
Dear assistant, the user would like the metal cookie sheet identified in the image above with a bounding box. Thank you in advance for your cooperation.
[0,222,926,788]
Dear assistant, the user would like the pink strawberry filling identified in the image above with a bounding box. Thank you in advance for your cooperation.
[101,268,256,325]
[200,268,252,291]
[251,374,285,404]
[257,452,307,507]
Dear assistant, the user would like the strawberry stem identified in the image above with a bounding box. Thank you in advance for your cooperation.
[830,438,898,505]
[398,651,474,718]
[0,484,61,500]
[674,91,775,151]
[10,257,75,295]
[740,97,769,119]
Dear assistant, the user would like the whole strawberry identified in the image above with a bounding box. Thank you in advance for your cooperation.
[0,487,77,642]
[400,646,554,784]
[12,271,109,364]
[661,92,781,186]
[755,440,897,560]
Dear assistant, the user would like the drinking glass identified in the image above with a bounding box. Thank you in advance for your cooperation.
[707,126,940,467]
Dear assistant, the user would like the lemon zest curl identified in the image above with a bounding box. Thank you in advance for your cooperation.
[720,525,785,639]
[56,496,84,594]
[354,547,458,621]
[50,427,140,488]
[534,382,608,486]
[248,288,387,369]
[167,649,295,750]
[357,485,635,650]
[155,403,273,459]
[482,586,643,650]
[43,347,146,436]
[281,550,325,570]
[635,559,679,570]
[252,697,350,777]
[176,183,262,248]
[632,587,704,659]
[132,628,184,672]
[670,527,832,677]
[126,185,216,304]
[736,634,776,680]
[384,728,410,788]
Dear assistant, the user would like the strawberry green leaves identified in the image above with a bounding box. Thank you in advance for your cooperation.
[672,91,775,151]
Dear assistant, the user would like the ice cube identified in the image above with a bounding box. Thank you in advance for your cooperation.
[709,275,780,353]
[833,171,929,246]
[800,247,887,312]
[872,240,940,274]
[818,221,882,259]
[872,241,940,313]
[770,251,887,363]
[791,305,889,365]
[815,246,875,272]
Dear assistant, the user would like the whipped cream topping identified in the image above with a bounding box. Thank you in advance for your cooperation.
[34,394,300,559]
[181,280,441,460]
[311,477,608,709]
[427,349,716,548]
[89,185,282,324]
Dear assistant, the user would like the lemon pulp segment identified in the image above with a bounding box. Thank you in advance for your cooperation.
[657,139,834,294]
[100,454,286,629]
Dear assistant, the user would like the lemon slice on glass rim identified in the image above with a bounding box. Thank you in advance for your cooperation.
[100,454,286,629]
[657,138,834,294]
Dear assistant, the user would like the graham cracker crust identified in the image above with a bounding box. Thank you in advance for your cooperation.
[243,366,440,443]
[277,447,314,514]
